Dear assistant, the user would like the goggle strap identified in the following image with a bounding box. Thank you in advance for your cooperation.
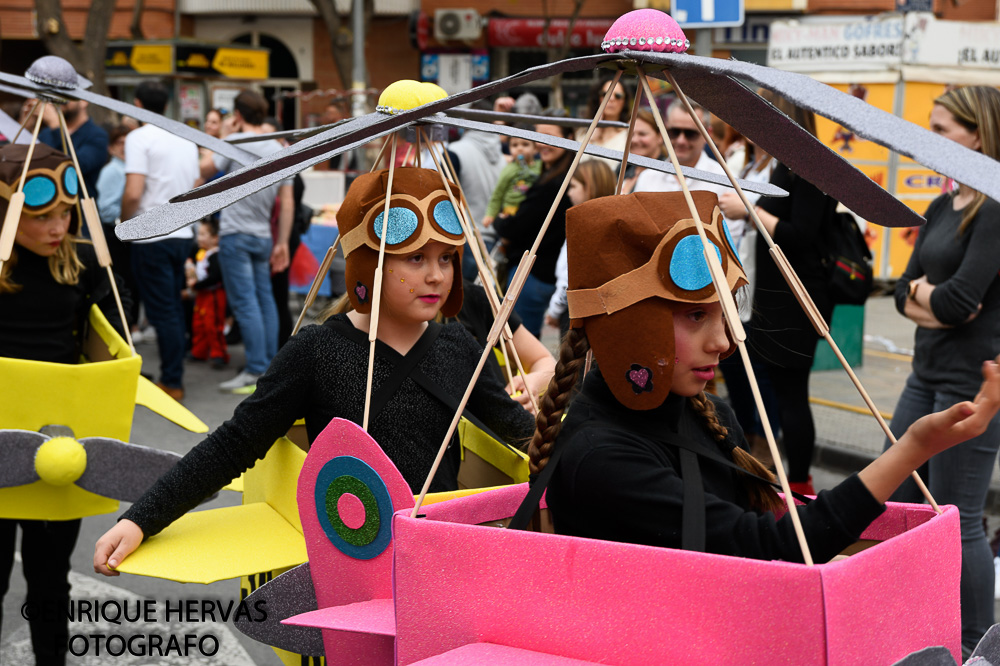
[566,262,662,319]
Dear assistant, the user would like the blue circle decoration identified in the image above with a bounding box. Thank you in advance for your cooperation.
[720,218,740,267]
[373,208,418,245]
[23,176,56,208]
[64,166,78,197]
[670,235,721,291]
[314,456,394,560]
[432,200,463,235]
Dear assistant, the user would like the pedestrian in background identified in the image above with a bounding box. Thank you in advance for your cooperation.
[886,85,1000,658]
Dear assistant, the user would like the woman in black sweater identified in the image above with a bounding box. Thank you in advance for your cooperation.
[525,190,1000,564]
[94,167,535,575]
[887,86,1000,656]
[0,143,126,666]
[748,90,839,496]
[493,116,574,338]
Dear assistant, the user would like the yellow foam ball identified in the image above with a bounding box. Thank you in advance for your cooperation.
[377,80,428,115]
[418,83,448,104]
[34,437,87,486]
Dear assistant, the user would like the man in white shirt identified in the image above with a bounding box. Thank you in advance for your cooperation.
[121,80,199,400]
[201,89,293,392]
[632,99,731,201]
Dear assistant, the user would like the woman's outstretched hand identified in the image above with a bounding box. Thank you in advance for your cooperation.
[94,519,144,576]
[860,355,1000,504]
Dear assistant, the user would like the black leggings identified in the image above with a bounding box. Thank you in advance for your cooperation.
[0,518,81,666]
[765,364,816,482]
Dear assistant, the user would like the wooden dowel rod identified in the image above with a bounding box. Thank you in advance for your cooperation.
[362,133,398,431]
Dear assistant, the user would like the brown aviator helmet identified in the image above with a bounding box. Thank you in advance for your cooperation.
[565,191,747,410]
[0,143,80,233]
[338,167,466,317]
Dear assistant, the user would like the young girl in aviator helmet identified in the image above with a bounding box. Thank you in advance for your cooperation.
[95,167,535,575]
[526,190,1000,562]
[0,143,127,665]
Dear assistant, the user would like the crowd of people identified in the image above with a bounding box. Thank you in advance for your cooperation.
[3,72,1000,663]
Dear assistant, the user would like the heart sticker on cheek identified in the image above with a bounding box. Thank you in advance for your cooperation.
[355,281,368,303]
[627,364,654,394]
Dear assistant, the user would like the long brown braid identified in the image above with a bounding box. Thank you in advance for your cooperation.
[527,328,590,475]
[689,392,784,513]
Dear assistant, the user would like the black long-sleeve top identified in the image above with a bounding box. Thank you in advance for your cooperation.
[546,370,884,563]
[894,194,1000,398]
[0,243,126,363]
[751,163,837,368]
[121,314,537,538]
[492,173,570,285]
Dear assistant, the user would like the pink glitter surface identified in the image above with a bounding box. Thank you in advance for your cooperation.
[392,488,961,665]
[602,9,688,54]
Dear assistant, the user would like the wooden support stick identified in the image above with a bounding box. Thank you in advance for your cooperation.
[58,108,134,352]
[639,67,814,564]
[637,70,744,343]
[666,72,940,512]
[422,130,539,414]
[292,236,341,336]
[525,71,623,264]
[438,143,500,287]
[615,84,644,195]
[371,138,391,173]
[0,105,47,275]
[12,100,40,145]
[362,133,398,432]
[402,144,414,167]
[736,338,814,565]
[412,252,535,517]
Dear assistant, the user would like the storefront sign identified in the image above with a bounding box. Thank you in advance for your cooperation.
[106,42,269,79]
[421,53,489,84]
[767,16,904,71]
[106,44,175,75]
[487,18,615,49]
[903,12,1000,70]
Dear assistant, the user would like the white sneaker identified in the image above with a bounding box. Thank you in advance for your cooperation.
[994,556,1000,599]
[219,370,261,392]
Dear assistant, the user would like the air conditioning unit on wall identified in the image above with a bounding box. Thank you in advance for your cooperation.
[434,9,482,41]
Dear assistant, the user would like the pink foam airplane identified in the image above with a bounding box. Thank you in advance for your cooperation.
[240,417,961,665]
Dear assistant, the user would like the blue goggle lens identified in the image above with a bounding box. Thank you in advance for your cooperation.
[23,176,57,209]
[373,208,419,245]
[433,200,462,235]
[669,235,722,291]
[64,166,78,197]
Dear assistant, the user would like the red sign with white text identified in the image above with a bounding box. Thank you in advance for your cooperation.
[487,18,616,48]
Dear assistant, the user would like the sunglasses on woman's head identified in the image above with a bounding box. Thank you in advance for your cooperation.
[667,128,701,141]
[602,89,625,100]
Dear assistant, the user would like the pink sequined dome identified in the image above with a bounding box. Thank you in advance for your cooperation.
[602,9,689,54]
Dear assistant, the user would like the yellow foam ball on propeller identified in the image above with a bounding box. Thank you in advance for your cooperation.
[377,80,429,115]
[35,437,87,486]
[419,83,448,104]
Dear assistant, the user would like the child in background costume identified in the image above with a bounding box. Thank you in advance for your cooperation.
[186,219,229,368]
[94,167,536,575]
[482,136,541,229]
[526,190,1000,562]
[545,159,616,336]
[0,144,127,666]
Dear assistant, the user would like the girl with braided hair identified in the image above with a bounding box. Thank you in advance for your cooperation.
[527,190,1000,563]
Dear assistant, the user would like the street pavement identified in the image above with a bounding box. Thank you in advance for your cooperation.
[3,293,999,664]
